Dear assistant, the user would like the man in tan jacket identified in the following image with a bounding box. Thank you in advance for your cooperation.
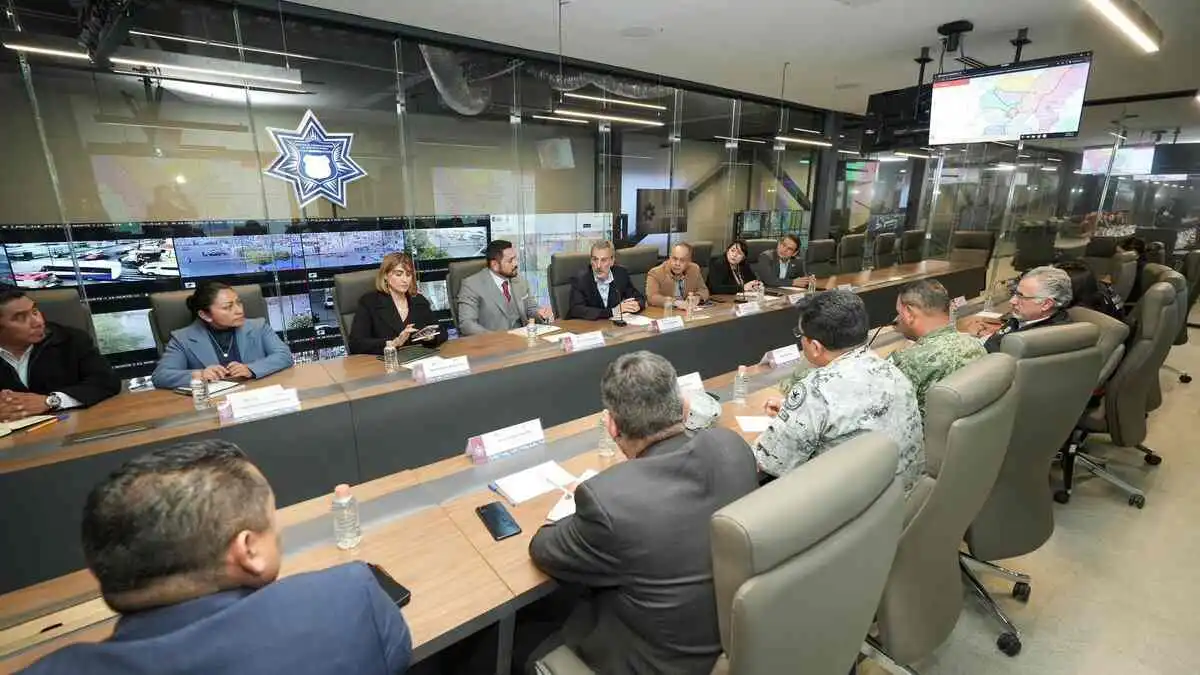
[646,242,710,308]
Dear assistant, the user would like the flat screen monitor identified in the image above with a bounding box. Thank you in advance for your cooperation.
[928,52,1092,146]
[1079,146,1156,176]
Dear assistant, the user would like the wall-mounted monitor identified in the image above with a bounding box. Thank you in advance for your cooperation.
[5,239,177,287]
[1080,146,1156,176]
[299,230,406,270]
[406,226,488,261]
[928,52,1092,146]
[175,234,304,278]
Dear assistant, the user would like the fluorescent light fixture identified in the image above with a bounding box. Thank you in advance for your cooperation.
[713,135,767,144]
[874,156,907,163]
[987,164,1017,171]
[554,108,664,126]
[414,141,500,150]
[1041,166,1059,172]
[562,92,666,111]
[895,151,930,159]
[127,30,317,61]
[994,141,1016,148]
[774,136,833,148]
[1086,0,1162,54]
[530,114,588,125]
[2,43,90,60]
[837,149,861,155]
[793,127,823,135]
[1047,157,1062,162]
[109,56,302,86]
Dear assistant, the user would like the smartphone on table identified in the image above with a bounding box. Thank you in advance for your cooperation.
[476,501,522,541]
[367,562,412,607]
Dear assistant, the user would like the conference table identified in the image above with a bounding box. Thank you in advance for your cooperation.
[0,260,989,673]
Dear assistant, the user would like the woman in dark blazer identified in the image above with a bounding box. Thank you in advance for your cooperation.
[707,239,764,295]
[348,252,448,355]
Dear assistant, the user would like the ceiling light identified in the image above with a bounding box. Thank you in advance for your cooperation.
[1041,167,1059,172]
[793,127,823,135]
[987,164,1017,171]
[837,149,861,155]
[109,56,302,86]
[562,92,666,111]
[2,43,90,60]
[127,30,317,61]
[1047,157,1062,162]
[554,109,663,126]
[874,156,907,163]
[713,135,766,144]
[530,114,588,125]
[895,151,930,159]
[774,136,833,148]
[1086,0,1162,54]
[174,175,187,184]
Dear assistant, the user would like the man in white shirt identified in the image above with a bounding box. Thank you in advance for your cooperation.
[456,240,554,335]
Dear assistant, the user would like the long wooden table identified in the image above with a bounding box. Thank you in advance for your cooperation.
[0,260,986,595]
[0,295,1003,674]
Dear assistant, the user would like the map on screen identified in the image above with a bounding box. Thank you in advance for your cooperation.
[929,53,1091,146]
[1080,146,1156,176]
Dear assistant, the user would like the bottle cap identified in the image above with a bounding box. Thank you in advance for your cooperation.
[738,365,747,374]
[334,483,351,498]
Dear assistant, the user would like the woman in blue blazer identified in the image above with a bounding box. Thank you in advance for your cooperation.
[152,281,295,389]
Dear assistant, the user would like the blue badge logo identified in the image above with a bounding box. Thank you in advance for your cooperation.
[264,110,367,208]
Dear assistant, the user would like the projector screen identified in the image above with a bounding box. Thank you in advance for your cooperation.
[1080,146,1156,176]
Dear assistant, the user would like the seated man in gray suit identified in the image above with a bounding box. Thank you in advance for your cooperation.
[457,239,553,335]
[20,439,411,675]
[529,351,758,674]
[755,234,809,287]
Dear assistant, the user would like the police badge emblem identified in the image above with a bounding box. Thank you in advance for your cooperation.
[264,109,367,208]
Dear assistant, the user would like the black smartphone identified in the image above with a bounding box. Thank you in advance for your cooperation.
[367,563,412,608]
[476,501,522,541]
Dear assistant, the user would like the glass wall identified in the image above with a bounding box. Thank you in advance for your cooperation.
[1,0,834,376]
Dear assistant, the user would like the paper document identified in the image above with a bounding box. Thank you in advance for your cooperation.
[546,470,600,522]
[507,324,562,337]
[402,355,444,371]
[736,416,773,433]
[621,314,653,327]
[541,332,572,344]
[490,461,579,505]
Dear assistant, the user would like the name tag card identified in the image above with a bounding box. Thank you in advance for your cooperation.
[677,371,705,397]
[837,283,853,291]
[787,293,807,306]
[561,331,606,353]
[466,418,546,463]
[219,385,301,424]
[761,344,802,368]
[652,316,685,333]
[734,301,762,317]
[413,355,471,384]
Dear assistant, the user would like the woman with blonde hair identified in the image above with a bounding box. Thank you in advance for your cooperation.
[348,252,446,354]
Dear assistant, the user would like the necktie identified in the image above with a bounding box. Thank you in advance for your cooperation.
[502,280,511,303]
[676,278,685,299]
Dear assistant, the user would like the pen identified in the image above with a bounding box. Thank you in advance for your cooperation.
[22,418,59,434]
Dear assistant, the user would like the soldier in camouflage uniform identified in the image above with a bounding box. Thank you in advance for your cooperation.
[754,291,924,494]
[889,279,986,416]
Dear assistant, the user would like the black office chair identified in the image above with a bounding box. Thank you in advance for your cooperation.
[27,288,95,341]
[332,269,377,345]
[148,284,268,352]
[899,230,925,264]
[873,233,898,268]
[447,259,488,327]
[806,239,837,277]
[1012,225,1057,272]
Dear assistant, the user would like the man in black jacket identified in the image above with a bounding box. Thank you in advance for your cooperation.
[980,266,1074,353]
[566,240,646,320]
[0,286,120,421]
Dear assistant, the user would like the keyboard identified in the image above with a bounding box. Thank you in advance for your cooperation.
[393,345,438,364]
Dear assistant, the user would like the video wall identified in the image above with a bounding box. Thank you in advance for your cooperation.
[0,215,491,376]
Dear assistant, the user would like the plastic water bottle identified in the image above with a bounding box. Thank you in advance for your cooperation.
[383,343,399,374]
[611,301,624,325]
[525,318,538,347]
[807,276,817,295]
[756,284,766,303]
[686,292,698,320]
[597,414,616,459]
[733,365,748,404]
[663,298,674,317]
[190,377,209,410]
[332,484,362,550]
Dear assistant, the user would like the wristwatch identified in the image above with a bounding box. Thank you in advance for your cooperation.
[45,394,62,411]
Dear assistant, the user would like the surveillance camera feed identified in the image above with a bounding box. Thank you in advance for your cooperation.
[5,239,179,287]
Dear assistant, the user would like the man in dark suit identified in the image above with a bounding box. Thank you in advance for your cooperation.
[20,440,411,675]
[755,234,808,287]
[529,351,758,674]
[566,240,646,320]
[980,266,1074,353]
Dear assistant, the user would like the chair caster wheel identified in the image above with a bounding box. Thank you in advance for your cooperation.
[1129,494,1146,509]
[1053,490,1071,504]
[1181,374,1192,384]
[1012,582,1031,602]
[997,632,1022,656]
[1144,453,1162,466]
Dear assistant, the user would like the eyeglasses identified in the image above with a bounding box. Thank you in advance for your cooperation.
[792,327,806,340]
[1011,291,1048,302]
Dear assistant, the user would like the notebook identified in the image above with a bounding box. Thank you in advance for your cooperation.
[0,414,57,438]
[546,470,600,522]
[489,461,578,505]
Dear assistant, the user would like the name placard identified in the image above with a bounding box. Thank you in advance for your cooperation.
[466,418,545,463]
[837,283,853,291]
[413,355,471,384]
[734,301,762,317]
[561,330,606,353]
[761,344,803,368]
[220,385,301,424]
[787,293,807,306]
[653,316,686,333]
[677,371,705,397]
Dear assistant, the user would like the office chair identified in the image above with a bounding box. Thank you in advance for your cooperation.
[1146,241,1167,265]
[1140,264,1188,406]
[837,233,865,274]
[534,434,906,675]
[873,233,898,268]
[1109,250,1139,305]
[963,323,1101,653]
[806,239,837,277]
[546,251,591,318]
[446,259,488,326]
[1083,236,1122,279]
[948,231,995,267]
[332,269,377,345]
[1162,250,1200,383]
[148,284,268,352]
[872,354,1019,664]
[614,245,659,296]
[745,238,776,261]
[26,288,95,340]
[690,241,713,279]
[899,230,925,265]
[1011,225,1057,272]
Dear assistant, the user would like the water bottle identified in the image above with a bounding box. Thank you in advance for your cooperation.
[733,365,749,404]
[756,284,766,303]
[383,343,399,374]
[663,298,674,317]
[597,414,616,459]
[611,301,624,325]
[686,292,698,320]
[190,376,209,410]
[807,276,817,295]
[525,318,538,347]
[332,483,362,550]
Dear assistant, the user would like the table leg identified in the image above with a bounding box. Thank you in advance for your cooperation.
[496,612,515,675]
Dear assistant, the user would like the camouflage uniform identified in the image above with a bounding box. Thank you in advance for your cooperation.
[753,346,925,494]
[888,324,987,416]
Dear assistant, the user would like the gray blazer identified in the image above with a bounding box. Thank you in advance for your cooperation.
[755,249,807,287]
[456,268,538,336]
[529,428,759,675]
[151,318,295,390]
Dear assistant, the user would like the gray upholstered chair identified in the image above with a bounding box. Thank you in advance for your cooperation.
[1083,236,1122,277]
[615,245,659,295]
[535,433,905,675]
[873,233,898,268]
[806,239,837,277]
[690,241,713,279]
[1110,250,1139,305]
[949,231,995,267]
[745,238,776,261]
[962,323,1101,650]
[837,233,865,274]
[1146,241,1166,265]
[27,288,95,340]
[1070,280,1182,507]
[447,258,487,326]
[332,269,377,344]
[872,353,1019,665]
[1141,264,1188,409]
[546,251,592,318]
[1162,251,1199,383]
[149,283,268,352]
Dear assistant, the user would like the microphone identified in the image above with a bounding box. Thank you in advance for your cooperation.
[866,315,899,349]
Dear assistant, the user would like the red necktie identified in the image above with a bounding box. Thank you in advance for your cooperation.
[502,280,511,303]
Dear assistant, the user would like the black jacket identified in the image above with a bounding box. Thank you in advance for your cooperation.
[984,309,1072,353]
[567,265,646,320]
[348,291,447,355]
[706,256,758,295]
[0,322,121,407]
[754,250,807,287]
